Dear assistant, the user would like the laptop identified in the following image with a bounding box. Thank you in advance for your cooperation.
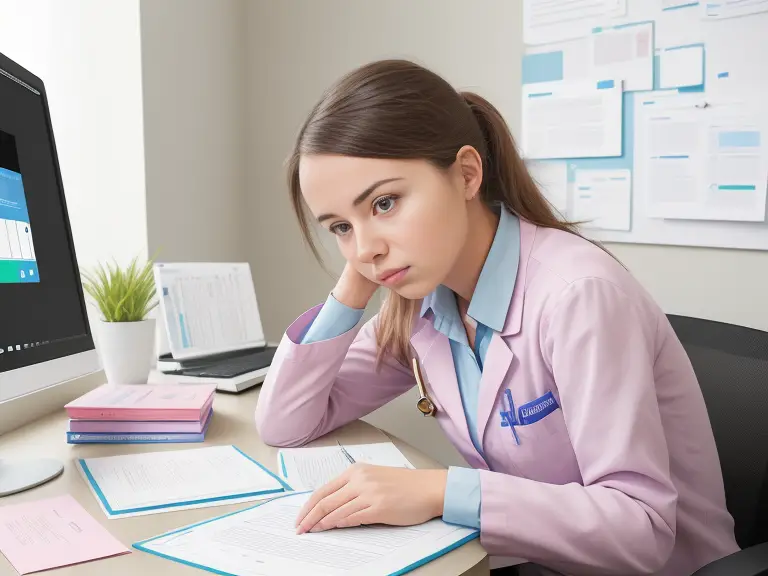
[153,262,277,393]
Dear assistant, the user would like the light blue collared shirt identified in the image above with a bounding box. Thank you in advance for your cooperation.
[300,208,521,530]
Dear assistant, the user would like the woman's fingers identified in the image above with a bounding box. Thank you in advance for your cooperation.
[295,473,349,528]
[296,483,356,534]
[309,497,371,532]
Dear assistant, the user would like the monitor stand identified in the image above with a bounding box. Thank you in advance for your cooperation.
[0,458,64,497]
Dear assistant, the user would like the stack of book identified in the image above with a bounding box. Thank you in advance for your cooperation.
[64,382,216,444]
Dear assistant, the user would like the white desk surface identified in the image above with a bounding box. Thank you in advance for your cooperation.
[0,384,489,576]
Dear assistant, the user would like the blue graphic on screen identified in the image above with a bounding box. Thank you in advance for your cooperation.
[0,129,40,284]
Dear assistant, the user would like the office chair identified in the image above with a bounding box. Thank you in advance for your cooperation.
[665,314,768,575]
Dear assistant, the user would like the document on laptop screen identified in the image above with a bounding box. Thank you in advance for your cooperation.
[154,263,265,359]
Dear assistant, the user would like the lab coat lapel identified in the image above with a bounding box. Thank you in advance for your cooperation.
[410,324,474,451]
[477,332,515,449]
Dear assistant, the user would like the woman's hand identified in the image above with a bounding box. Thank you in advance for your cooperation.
[295,464,448,534]
[332,263,379,310]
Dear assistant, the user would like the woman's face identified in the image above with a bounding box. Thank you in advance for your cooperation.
[298,151,480,299]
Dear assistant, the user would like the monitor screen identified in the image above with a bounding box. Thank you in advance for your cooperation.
[0,60,94,377]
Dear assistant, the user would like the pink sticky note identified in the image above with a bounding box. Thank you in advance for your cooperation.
[0,494,129,574]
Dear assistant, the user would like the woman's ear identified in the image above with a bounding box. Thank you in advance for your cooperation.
[454,145,483,200]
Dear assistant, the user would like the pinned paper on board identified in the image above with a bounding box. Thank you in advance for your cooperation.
[524,0,627,45]
[657,45,705,90]
[521,79,623,160]
[572,169,632,231]
[637,93,768,222]
[702,0,768,20]
[662,0,701,10]
[526,160,569,213]
[591,22,655,92]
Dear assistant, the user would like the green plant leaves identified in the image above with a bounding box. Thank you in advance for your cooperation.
[81,255,158,322]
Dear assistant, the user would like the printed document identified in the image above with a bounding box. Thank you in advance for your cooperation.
[0,494,129,574]
[78,445,289,518]
[591,22,654,92]
[524,0,626,45]
[658,45,705,90]
[573,169,632,231]
[702,0,768,20]
[637,92,768,222]
[278,442,414,491]
[522,80,623,160]
[134,491,478,576]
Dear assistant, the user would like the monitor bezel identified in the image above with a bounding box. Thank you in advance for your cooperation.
[0,51,99,401]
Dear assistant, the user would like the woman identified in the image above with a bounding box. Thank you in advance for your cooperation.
[255,59,739,575]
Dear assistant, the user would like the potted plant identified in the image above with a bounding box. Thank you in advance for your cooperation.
[81,255,158,384]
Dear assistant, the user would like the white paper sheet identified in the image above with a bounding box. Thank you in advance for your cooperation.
[78,445,289,518]
[658,45,705,90]
[522,80,623,160]
[573,169,632,230]
[135,492,478,576]
[638,93,768,222]
[524,0,627,45]
[591,22,654,91]
[526,160,569,212]
[702,0,768,20]
[278,443,415,491]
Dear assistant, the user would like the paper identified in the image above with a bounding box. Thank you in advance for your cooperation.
[0,494,129,574]
[573,169,632,230]
[524,0,627,45]
[662,0,700,9]
[78,445,290,518]
[526,161,569,212]
[638,93,768,222]
[658,45,705,90]
[134,491,478,576]
[702,0,768,19]
[278,443,415,491]
[591,22,654,92]
[522,80,623,160]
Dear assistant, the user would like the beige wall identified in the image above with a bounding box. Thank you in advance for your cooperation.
[140,0,248,264]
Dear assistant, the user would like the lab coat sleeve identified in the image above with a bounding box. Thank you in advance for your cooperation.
[300,293,365,343]
[255,302,415,448]
[478,278,678,576]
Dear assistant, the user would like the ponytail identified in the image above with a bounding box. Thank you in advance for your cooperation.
[288,59,612,369]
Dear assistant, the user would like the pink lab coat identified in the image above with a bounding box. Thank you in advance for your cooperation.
[255,219,739,575]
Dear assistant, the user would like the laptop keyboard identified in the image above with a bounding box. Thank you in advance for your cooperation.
[179,347,277,379]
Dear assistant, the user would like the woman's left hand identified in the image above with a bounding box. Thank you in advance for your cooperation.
[295,464,448,534]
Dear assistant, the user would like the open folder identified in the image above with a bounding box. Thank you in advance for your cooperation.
[134,491,478,575]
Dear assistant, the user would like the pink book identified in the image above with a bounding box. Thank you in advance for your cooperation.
[69,405,213,433]
[64,383,216,421]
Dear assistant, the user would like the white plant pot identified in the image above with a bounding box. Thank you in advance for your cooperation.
[97,319,156,384]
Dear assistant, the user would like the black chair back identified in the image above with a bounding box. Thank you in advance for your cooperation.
[667,314,768,549]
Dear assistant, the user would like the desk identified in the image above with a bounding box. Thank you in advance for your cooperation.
[0,384,489,576]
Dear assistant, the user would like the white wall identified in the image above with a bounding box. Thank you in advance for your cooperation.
[140,0,248,264]
[0,0,148,272]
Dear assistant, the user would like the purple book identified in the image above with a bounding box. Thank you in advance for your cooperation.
[68,406,213,434]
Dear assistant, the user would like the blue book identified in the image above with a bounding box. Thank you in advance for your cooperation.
[67,412,211,444]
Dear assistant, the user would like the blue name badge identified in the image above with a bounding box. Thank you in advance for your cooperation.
[517,391,559,426]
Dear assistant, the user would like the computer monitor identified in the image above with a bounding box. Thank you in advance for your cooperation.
[0,51,99,496]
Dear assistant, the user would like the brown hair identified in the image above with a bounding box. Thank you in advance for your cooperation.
[288,59,597,366]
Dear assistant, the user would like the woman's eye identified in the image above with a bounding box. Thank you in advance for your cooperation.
[374,196,396,214]
[330,222,351,236]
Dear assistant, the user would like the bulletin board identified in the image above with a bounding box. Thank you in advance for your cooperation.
[521,1,768,251]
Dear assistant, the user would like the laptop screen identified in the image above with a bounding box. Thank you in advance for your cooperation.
[154,262,266,360]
